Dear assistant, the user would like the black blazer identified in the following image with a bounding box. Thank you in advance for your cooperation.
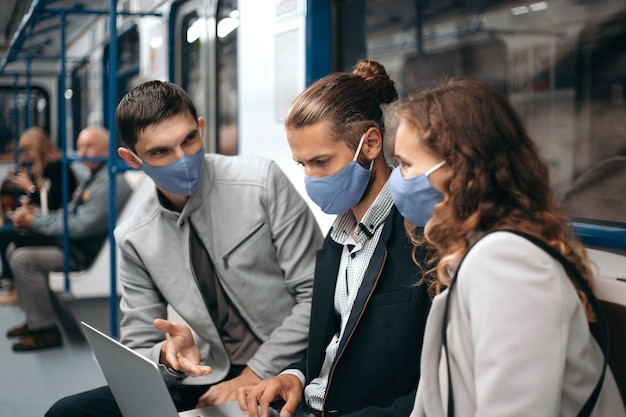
[292,207,431,416]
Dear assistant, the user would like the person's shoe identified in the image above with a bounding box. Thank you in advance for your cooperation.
[6,322,30,338]
[0,286,18,305]
[12,327,62,352]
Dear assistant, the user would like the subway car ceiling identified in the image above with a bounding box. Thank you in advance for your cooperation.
[0,0,109,75]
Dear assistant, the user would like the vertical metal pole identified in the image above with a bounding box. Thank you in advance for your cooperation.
[21,59,33,209]
[108,0,119,337]
[59,11,71,292]
[12,75,20,175]
[25,58,32,128]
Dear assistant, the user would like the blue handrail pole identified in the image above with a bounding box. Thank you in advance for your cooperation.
[20,59,33,209]
[108,0,119,337]
[12,74,20,175]
[25,57,31,128]
[59,11,71,292]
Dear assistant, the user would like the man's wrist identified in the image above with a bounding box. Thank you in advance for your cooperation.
[240,366,262,384]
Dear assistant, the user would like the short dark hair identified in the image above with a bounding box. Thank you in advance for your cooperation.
[115,80,199,151]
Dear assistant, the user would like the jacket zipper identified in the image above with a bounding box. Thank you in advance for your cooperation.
[222,222,265,269]
[321,251,388,416]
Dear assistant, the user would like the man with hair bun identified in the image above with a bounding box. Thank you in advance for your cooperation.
[238,60,431,417]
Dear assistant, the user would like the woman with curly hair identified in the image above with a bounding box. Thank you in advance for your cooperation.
[388,78,625,416]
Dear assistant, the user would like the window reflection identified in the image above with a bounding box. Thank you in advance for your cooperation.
[348,0,626,225]
[216,0,238,155]
[0,87,50,160]
[182,12,202,112]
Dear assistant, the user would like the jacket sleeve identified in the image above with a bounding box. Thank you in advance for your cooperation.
[115,231,177,381]
[246,161,324,379]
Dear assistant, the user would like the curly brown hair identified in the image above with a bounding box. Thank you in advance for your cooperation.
[395,78,596,321]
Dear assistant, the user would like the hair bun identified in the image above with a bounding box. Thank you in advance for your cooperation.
[352,60,398,104]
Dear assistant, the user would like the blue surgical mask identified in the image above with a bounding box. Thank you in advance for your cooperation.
[388,161,446,227]
[304,134,373,215]
[131,147,206,196]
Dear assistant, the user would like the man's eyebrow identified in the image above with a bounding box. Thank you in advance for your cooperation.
[183,127,199,141]
[144,144,169,154]
[144,126,199,153]
[298,153,332,164]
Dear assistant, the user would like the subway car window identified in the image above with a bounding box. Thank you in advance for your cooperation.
[0,86,50,159]
[177,0,238,155]
[103,25,140,142]
[182,11,202,108]
[216,0,239,155]
[70,61,89,148]
[340,0,626,226]
[118,26,140,75]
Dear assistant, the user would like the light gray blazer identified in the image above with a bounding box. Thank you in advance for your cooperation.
[115,154,323,385]
[410,231,625,417]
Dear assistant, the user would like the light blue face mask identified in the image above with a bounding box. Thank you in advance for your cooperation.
[131,147,206,196]
[388,161,446,227]
[304,134,373,215]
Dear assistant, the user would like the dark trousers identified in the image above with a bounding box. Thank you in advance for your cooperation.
[0,222,15,279]
[45,365,245,417]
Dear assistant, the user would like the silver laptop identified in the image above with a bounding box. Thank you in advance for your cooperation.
[81,321,246,417]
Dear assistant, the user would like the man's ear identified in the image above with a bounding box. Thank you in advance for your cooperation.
[362,127,383,160]
[198,117,206,138]
[118,147,142,169]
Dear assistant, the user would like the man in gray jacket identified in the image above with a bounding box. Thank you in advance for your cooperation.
[45,81,322,417]
[5,126,132,352]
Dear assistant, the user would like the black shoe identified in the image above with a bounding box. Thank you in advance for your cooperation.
[12,327,62,352]
[6,323,30,338]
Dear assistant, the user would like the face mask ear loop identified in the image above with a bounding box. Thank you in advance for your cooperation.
[425,160,446,177]
[353,133,373,171]
[128,149,144,165]
[352,134,366,162]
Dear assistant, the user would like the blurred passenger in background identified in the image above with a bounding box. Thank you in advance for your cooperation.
[387,78,626,416]
[5,127,131,351]
[238,59,431,417]
[0,126,78,305]
[46,80,322,416]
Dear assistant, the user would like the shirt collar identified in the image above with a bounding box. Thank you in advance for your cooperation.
[330,182,393,245]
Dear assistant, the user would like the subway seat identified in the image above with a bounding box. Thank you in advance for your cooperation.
[48,170,153,298]
[587,247,626,408]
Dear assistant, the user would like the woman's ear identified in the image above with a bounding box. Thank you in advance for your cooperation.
[118,147,142,169]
